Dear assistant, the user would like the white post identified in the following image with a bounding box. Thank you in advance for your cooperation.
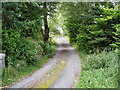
[0,53,5,69]
[0,53,5,88]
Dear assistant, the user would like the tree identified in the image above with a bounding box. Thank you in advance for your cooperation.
[42,2,58,42]
[2,2,43,67]
[59,2,119,53]
[43,2,49,42]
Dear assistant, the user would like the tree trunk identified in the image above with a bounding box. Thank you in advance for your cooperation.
[43,2,49,42]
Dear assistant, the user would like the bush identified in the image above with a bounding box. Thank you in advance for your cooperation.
[40,41,56,58]
[82,50,118,70]
[2,28,43,66]
[76,50,118,88]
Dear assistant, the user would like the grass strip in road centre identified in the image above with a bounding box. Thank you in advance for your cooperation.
[33,59,67,88]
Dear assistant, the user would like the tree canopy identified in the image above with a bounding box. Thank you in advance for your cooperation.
[59,2,120,53]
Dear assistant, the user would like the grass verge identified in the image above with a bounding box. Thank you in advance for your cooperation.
[2,56,49,88]
[75,50,118,88]
[2,37,57,88]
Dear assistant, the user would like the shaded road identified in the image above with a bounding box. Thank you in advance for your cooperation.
[50,36,81,88]
[8,36,81,88]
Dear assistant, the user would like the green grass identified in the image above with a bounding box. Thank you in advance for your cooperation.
[2,37,57,88]
[75,50,118,88]
[2,56,50,88]
[33,59,67,88]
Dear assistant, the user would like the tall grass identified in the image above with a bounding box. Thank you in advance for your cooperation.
[76,50,118,88]
[2,56,49,88]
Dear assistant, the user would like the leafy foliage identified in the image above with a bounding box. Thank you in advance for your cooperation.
[59,3,119,88]
[2,2,57,67]
[2,2,58,87]
[76,50,118,88]
[60,2,119,53]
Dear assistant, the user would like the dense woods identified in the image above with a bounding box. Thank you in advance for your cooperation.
[59,2,120,53]
[2,2,58,86]
[2,2,58,67]
[1,1,119,88]
[58,2,119,88]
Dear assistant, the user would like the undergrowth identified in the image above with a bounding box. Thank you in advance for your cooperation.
[2,38,57,88]
[76,49,118,88]
[2,56,49,88]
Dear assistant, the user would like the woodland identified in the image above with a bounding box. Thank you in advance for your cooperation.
[1,2,119,88]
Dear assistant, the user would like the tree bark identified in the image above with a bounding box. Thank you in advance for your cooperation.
[43,2,49,42]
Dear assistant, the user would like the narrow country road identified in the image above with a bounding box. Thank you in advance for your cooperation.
[50,36,81,88]
[9,36,81,88]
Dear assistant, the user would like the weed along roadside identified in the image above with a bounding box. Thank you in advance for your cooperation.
[75,50,118,88]
[2,56,50,88]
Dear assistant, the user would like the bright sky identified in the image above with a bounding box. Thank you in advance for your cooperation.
[58,26,63,34]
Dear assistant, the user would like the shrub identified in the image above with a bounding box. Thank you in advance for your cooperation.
[76,50,118,88]
[40,41,56,58]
